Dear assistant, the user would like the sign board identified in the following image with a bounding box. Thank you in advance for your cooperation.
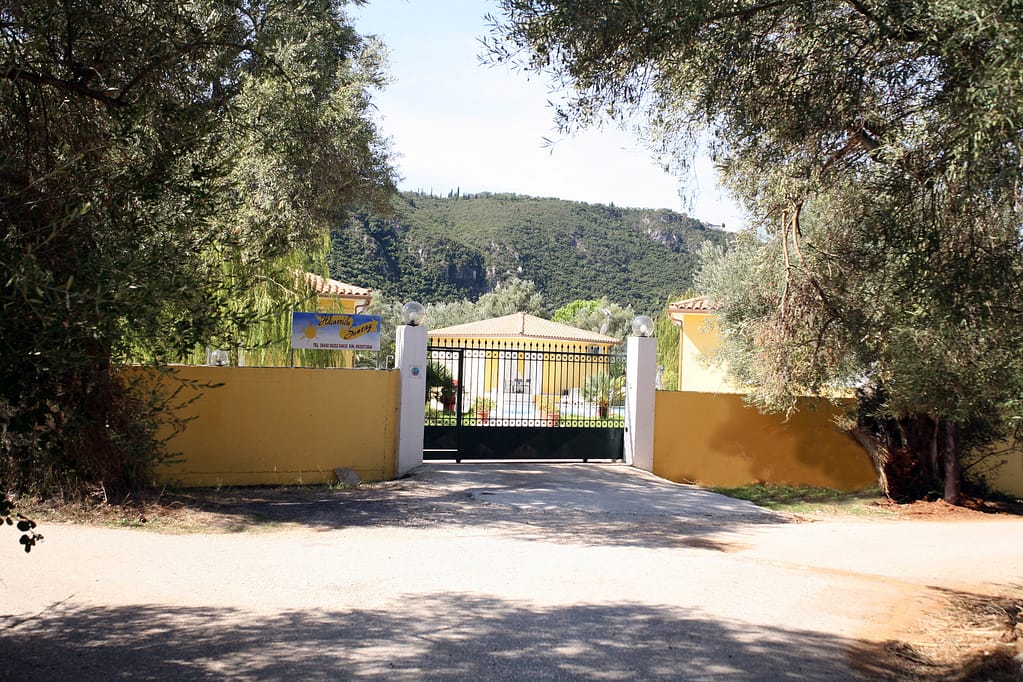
[290,312,382,351]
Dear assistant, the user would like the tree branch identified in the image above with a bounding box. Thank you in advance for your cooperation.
[1,65,125,108]
[119,39,255,101]
[779,210,792,316]
[703,0,792,24]
[841,0,925,42]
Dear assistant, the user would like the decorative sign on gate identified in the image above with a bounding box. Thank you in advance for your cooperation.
[290,312,382,351]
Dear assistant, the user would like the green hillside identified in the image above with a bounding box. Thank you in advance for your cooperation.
[328,191,729,313]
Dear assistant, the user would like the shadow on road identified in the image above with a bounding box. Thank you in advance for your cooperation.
[0,594,865,681]
[161,463,790,551]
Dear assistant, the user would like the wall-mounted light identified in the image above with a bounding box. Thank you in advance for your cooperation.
[631,315,654,337]
[401,301,426,326]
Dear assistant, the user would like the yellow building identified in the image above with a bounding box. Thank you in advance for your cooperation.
[428,312,619,417]
[241,272,373,368]
[303,271,372,314]
[300,272,373,369]
[664,296,1023,496]
[666,296,741,393]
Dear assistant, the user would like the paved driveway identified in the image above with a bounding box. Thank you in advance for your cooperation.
[2,463,1021,680]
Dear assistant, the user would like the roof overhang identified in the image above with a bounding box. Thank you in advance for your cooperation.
[666,296,714,327]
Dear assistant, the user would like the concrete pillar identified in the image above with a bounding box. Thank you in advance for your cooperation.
[395,324,427,476]
[625,335,657,471]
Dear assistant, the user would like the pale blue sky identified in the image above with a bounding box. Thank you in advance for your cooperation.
[352,0,746,229]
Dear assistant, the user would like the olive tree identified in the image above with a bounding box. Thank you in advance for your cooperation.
[1,0,395,497]
[552,298,635,342]
[487,0,1023,502]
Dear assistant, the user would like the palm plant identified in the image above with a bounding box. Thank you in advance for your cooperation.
[426,362,457,409]
[582,372,625,417]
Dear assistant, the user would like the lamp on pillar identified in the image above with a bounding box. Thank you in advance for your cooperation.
[401,301,426,326]
[631,315,654,337]
[626,315,656,471]
[395,301,428,476]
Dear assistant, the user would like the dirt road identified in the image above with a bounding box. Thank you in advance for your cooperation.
[2,463,1021,680]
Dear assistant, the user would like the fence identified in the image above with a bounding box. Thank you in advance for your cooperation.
[124,365,399,486]
[652,391,877,490]
[425,340,626,428]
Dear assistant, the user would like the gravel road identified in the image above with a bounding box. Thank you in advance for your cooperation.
[2,462,1021,680]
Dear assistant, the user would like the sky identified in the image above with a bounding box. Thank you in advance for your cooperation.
[351,0,747,229]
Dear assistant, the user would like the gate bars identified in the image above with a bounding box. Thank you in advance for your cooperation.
[425,340,626,428]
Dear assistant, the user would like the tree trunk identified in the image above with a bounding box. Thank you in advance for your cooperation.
[850,413,946,502]
[927,418,941,487]
[940,420,962,505]
[853,383,965,504]
[850,426,890,498]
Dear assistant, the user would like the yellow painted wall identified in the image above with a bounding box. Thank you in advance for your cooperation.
[992,454,1023,497]
[677,313,742,394]
[653,391,877,490]
[315,295,361,313]
[128,365,398,487]
[971,440,1023,498]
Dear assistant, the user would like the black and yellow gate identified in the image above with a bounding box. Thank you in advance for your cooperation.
[424,341,625,461]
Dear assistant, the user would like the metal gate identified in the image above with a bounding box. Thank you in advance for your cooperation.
[424,340,625,461]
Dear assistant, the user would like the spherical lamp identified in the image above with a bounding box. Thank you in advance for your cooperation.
[401,301,426,326]
[631,315,654,337]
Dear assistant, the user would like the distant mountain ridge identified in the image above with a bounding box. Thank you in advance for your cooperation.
[328,191,730,313]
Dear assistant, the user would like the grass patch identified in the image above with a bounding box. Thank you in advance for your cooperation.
[707,483,891,516]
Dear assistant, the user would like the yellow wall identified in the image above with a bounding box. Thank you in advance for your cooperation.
[653,391,877,490]
[128,365,398,487]
[677,313,742,393]
[994,455,1023,497]
[669,314,1023,497]
[315,295,360,312]
[972,440,1023,498]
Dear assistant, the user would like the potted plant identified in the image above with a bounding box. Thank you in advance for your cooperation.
[472,396,495,423]
[582,372,624,419]
[537,396,560,427]
[440,381,457,412]
[427,362,457,411]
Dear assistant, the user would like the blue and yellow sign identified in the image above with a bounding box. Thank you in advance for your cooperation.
[290,312,382,351]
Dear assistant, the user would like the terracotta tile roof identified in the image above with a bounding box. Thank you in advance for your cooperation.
[429,312,619,344]
[303,272,372,298]
[667,295,714,326]
[667,295,714,313]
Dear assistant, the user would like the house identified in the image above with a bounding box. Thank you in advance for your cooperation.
[240,272,373,368]
[303,271,372,314]
[428,312,620,417]
[298,272,374,368]
[666,295,741,393]
[662,296,1023,497]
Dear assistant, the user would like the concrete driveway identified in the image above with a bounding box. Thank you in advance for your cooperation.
[2,462,1021,680]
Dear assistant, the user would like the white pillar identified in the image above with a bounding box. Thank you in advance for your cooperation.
[625,335,657,471]
[395,324,427,476]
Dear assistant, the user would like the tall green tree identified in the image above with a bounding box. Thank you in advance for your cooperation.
[475,277,546,319]
[552,298,634,341]
[1,0,395,496]
[488,0,1023,502]
[426,277,546,330]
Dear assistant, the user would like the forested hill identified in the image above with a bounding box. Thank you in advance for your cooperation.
[328,191,730,313]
